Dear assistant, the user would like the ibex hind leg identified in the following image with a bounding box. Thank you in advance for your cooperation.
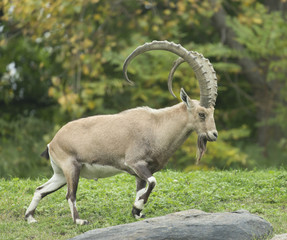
[129,162,157,219]
[64,160,88,225]
[25,170,66,224]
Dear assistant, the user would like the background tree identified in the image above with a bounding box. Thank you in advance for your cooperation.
[211,0,287,155]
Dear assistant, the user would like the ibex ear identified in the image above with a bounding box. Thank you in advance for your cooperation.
[180,88,193,108]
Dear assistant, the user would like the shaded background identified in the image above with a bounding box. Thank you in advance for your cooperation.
[0,0,286,178]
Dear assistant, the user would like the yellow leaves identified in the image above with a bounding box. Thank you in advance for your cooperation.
[135,9,142,15]
[138,17,148,30]
[252,17,263,24]
[143,1,156,9]
[83,38,93,48]
[48,76,61,98]
[169,2,176,8]
[51,76,61,86]
[49,81,83,116]
[166,20,178,28]
[58,93,78,106]
[81,88,94,100]
[79,54,85,61]
[177,1,186,14]
[95,53,102,60]
[87,101,96,110]
[81,85,104,111]
[0,39,7,48]
[236,1,267,27]
[242,0,255,7]
[238,13,262,25]
[163,9,171,16]
[70,35,78,44]
[57,92,85,117]
[93,14,101,21]
[2,0,8,5]
[48,87,56,97]
[152,25,159,32]
[82,64,90,75]
[238,14,248,24]
[197,6,207,16]
[70,36,93,49]
[104,45,111,52]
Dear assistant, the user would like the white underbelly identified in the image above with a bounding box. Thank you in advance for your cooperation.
[80,163,124,179]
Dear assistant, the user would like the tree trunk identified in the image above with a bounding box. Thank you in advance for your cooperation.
[264,0,287,13]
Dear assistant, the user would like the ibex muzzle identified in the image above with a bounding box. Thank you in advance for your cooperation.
[25,41,218,225]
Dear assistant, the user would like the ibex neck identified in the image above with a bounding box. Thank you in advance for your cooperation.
[153,103,192,159]
[155,102,189,128]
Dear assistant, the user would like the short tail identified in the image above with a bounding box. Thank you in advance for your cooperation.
[40,146,50,160]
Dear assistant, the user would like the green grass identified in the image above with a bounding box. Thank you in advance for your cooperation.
[0,169,286,240]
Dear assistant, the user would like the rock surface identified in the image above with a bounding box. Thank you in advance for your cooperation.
[271,234,287,240]
[70,209,273,240]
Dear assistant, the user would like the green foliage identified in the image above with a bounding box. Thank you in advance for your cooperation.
[0,117,52,178]
[0,0,287,177]
[225,1,287,162]
[169,125,250,171]
[0,170,286,239]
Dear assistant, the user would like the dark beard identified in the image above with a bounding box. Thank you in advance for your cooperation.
[196,134,207,164]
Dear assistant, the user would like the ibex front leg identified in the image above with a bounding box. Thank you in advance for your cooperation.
[129,162,157,219]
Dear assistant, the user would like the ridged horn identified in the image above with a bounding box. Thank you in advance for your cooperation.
[123,40,218,108]
[168,52,218,107]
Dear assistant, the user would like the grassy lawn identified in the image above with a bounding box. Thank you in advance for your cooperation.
[0,169,286,240]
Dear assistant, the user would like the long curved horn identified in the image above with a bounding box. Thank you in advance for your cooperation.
[167,57,185,98]
[123,40,217,108]
[168,52,218,107]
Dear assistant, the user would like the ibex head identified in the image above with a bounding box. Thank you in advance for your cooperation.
[179,88,217,163]
[123,40,218,162]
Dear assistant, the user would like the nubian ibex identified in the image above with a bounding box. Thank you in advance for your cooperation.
[25,41,218,225]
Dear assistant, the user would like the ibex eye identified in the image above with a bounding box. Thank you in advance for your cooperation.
[199,113,206,120]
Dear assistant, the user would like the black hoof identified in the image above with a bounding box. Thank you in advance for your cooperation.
[132,207,145,219]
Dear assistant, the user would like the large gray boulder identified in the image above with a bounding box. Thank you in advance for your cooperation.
[70,209,273,240]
